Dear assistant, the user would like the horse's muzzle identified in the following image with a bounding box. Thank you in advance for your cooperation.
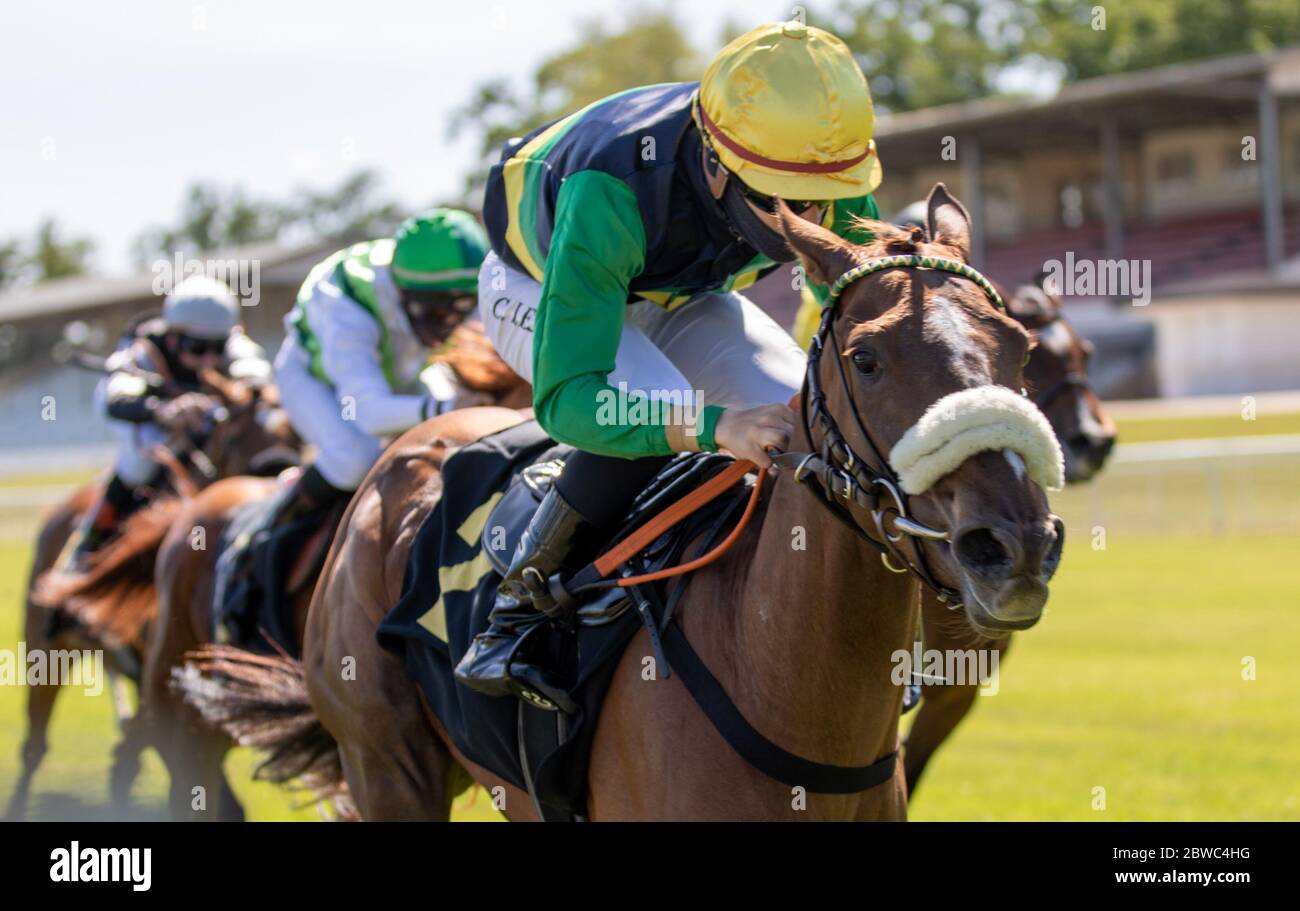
[953,514,1064,632]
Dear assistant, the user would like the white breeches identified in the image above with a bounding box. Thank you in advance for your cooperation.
[476,251,805,413]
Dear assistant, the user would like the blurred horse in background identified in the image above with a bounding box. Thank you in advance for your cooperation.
[7,370,300,820]
[903,277,1117,795]
[24,322,530,820]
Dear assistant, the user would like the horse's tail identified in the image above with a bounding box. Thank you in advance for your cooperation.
[172,646,354,818]
[31,496,184,648]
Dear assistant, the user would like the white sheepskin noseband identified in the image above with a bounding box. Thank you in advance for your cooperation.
[888,385,1064,495]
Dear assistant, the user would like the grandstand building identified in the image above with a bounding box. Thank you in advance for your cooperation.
[870,48,1300,398]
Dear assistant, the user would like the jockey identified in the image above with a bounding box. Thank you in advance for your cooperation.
[68,274,262,566]
[267,208,490,526]
[455,21,885,702]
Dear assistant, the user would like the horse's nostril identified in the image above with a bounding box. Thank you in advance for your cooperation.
[954,527,1013,576]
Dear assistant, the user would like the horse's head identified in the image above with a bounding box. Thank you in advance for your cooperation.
[780,183,1064,636]
[199,369,303,478]
[432,321,533,410]
[1008,281,1116,483]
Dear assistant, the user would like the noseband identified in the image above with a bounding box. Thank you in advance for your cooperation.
[1026,313,1097,413]
[1033,365,1093,412]
[781,254,1008,609]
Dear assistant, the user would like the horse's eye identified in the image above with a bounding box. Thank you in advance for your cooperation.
[851,349,880,376]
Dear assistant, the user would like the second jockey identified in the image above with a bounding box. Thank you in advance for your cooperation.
[265,207,491,527]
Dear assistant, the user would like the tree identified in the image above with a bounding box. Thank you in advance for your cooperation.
[449,11,703,200]
[284,169,404,244]
[131,168,403,267]
[0,239,23,291]
[28,219,95,281]
[821,0,1037,114]
[131,183,284,267]
[1023,0,1300,82]
[0,220,96,291]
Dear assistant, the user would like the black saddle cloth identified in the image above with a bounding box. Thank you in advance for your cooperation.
[213,488,341,656]
[376,420,753,821]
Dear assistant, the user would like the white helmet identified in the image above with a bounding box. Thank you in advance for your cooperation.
[163,275,239,339]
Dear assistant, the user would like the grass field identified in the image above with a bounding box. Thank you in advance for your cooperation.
[1112,410,1300,443]
[1,412,1297,821]
[906,533,1300,820]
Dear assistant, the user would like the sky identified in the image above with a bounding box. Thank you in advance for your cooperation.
[0,0,786,275]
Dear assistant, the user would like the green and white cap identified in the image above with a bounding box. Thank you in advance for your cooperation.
[391,208,489,292]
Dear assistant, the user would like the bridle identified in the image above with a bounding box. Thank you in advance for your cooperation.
[1033,369,1092,412]
[778,254,1009,610]
[1021,305,1096,414]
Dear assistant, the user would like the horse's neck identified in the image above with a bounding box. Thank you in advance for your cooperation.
[687,470,919,768]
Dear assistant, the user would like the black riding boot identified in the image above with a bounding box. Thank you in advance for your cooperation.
[453,487,588,707]
[67,474,143,569]
[268,464,348,532]
[242,463,348,593]
[223,465,348,608]
[49,474,146,637]
[454,452,669,708]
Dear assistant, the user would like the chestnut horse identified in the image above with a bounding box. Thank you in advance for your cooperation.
[51,325,531,820]
[185,185,1065,821]
[5,373,299,820]
[901,280,1117,796]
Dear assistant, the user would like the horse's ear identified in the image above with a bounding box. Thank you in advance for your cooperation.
[926,183,972,262]
[776,202,860,288]
[1007,281,1063,330]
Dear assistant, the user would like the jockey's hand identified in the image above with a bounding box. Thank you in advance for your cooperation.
[714,403,795,469]
[154,392,218,433]
[451,388,496,409]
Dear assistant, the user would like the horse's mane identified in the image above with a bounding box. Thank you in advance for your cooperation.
[849,216,967,262]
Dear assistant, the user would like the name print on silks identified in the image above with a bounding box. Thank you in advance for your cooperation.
[491,295,536,331]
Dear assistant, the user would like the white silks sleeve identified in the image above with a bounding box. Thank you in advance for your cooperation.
[307,280,431,437]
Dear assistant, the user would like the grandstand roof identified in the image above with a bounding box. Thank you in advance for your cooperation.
[0,238,338,324]
[877,47,1300,157]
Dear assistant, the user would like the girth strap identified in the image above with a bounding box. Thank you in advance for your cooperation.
[660,621,899,795]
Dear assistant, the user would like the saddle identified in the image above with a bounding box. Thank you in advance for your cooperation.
[377,420,755,820]
[213,487,345,655]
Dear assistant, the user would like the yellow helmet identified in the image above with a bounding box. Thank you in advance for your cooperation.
[696,21,882,201]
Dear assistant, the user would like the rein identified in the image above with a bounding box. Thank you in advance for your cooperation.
[778,254,1008,609]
